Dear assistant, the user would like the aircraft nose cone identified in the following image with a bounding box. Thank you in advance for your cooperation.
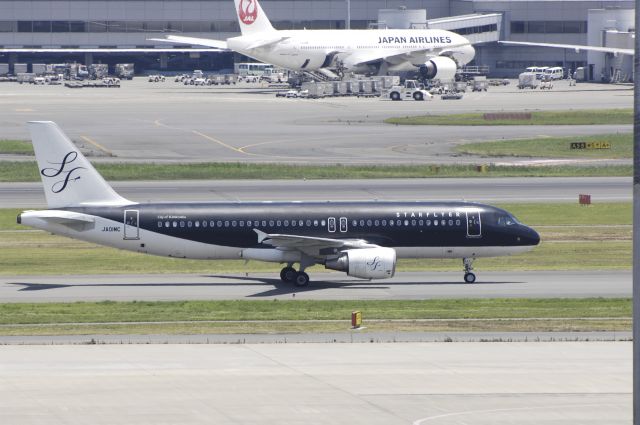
[525,226,540,246]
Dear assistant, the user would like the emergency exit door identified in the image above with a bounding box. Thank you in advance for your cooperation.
[466,210,481,238]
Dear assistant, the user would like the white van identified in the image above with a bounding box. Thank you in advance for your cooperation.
[544,67,564,80]
[525,66,549,80]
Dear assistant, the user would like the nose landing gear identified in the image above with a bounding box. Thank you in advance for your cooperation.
[463,258,476,283]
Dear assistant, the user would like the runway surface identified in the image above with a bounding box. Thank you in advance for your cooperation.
[0,79,632,164]
[0,342,631,424]
[0,176,630,207]
[0,270,629,302]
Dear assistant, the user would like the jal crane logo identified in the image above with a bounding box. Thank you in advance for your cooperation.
[238,0,258,25]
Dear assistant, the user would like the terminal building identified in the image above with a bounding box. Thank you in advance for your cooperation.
[0,0,634,81]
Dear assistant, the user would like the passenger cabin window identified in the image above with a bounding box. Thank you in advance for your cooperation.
[328,217,336,232]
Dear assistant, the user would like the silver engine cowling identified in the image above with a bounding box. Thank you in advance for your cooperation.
[419,56,457,81]
[325,247,396,279]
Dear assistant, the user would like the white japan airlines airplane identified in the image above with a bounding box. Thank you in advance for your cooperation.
[153,0,476,79]
[18,122,539,286]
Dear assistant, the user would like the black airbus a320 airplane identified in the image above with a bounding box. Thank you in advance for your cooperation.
[18,122,540,286]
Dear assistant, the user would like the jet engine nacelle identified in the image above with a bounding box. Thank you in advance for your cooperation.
[419,56,457,81]
[325,247,396,279]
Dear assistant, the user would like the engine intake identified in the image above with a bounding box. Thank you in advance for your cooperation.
[419,56,457,81]
[325,247,396,279]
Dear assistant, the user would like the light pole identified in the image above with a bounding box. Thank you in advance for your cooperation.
[633,4,639,424]
[346,0,351,30]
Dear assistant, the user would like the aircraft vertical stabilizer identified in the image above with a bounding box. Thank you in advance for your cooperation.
[234,0,275,35]
[28,121,132,208]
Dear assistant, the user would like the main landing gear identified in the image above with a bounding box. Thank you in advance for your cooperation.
[463,258,476,283]
[280,264,310,287]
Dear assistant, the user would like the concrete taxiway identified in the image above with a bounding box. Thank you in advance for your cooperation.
[0,270,629,302]
[0,79,632,165]
[0,176,630,208]
[0,342,631,424]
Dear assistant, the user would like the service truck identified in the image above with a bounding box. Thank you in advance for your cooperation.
[387,80,432,101]
[518,72,538,89]
[115,63,134,80]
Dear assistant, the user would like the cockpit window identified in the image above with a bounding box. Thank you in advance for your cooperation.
[497,214,518,226]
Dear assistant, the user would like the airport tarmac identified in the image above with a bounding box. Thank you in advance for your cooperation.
[0,176,630,207]
[0,79,632,165]
[0,342,631,424]
[0,270,629,302]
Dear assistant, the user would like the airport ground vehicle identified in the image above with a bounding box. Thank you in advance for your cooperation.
[89,64,109,80]
[115,63,134,80]
[388,80,432,101]
[518,72,538,89]
[539,76,553,89]
[525,66,549,79]
[471,76,488,91]
[543,67,564,80]
[19,121,539,286]
[148,75,166,82]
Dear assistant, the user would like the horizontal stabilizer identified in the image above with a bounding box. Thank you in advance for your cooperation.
[20,210,95,226]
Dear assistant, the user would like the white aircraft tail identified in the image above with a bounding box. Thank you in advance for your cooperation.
[28,121,131,209]
[234,0,275,35]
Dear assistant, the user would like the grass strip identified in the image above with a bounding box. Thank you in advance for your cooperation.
[456,133,631,159]
[0,298,630,324]
[0,161,632,182]
[0,140,34,155]
[384,108,633,126]
[0,318,631,336]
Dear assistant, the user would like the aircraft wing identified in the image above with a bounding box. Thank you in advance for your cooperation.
[254,229,378,257]
[499,41,634,56]
[0,47,223,53]
[148,35,228,50]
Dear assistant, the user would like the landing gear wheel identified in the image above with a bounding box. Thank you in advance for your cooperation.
[462,257,476,283]
[280,266,296,282]
[294,272,310,287]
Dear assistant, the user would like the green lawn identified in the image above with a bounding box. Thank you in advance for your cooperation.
[0,140,34,155]
[0,298,630,335]
[0,298,630,324]
[384,108,633,126]
[0,160,632,182]
[456,133,631,159]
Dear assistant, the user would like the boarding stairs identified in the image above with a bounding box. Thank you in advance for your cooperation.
[303,69,341,82]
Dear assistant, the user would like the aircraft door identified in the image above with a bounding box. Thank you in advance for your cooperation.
[466,210,481,238]
[124,209,140,240]
[328,217,336,232]
[339,217,348,233]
